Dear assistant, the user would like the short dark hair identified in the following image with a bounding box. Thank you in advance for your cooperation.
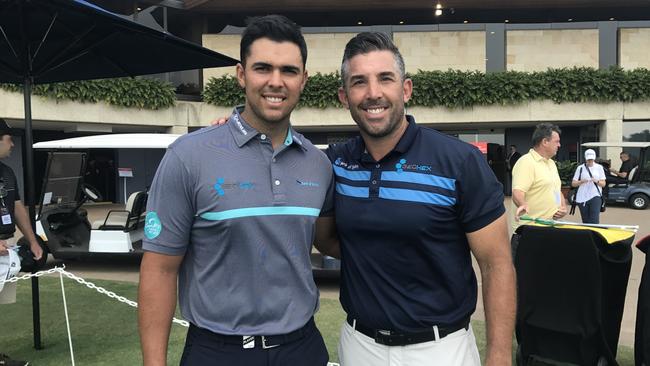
[510,144,517,149]
[531,123,561,147]
[240,15,307,67]
[0,118,12,137]
[620,151,629,157]
[340,32,405,87]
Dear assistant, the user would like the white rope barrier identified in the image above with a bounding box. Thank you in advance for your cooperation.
[0,267,341,366]
[59,270,75,366]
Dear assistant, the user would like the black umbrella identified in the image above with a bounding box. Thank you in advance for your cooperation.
[0,0,238,348]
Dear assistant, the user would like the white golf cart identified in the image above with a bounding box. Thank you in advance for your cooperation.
[33,134,180,259]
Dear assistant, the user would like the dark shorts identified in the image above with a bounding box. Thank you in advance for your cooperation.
[179,319,329,366]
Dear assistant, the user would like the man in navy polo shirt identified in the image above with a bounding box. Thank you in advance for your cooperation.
[324,32,516,365]
[138,15,337,366]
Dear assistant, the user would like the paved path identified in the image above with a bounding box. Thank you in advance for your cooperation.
[42,199,649,346]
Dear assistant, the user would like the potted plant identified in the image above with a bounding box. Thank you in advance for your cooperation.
[556,160,578,199]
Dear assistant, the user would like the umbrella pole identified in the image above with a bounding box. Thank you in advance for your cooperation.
[23,76,42,350]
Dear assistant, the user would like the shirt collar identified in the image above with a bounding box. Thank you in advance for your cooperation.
[228,106,305,151]
[228,106,257,147]
[529,148,550,162]
[353,115,419,161]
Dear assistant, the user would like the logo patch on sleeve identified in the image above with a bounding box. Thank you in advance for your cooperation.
[144,211,162,239]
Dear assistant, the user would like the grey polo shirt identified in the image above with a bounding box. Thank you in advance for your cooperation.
[143,107,334,335]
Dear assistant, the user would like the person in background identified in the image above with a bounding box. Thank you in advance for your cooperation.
[511,123,566,254]
[571,149,606,224]
[507,144,521,174]
[0,118,44,366]
[608,151,638,185]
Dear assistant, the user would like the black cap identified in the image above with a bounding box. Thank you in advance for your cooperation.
[0,118,12,136]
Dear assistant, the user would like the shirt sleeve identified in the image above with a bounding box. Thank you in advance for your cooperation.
[10,168,20,201]
[572,165,582,182]
[320,172,335,217]
[597,164,607,180]
[512,156,533,193]
[142,148,196,256]
[457,148,506,233]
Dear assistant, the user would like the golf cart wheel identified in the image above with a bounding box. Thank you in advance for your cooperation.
[630,193,649,210]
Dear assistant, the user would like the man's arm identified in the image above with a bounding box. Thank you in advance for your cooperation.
[313,216,340,259]
[138,251,184,366]
[512,189,528,219]
[467,214,516,366]
[554,194,568,220]
[13,200,43,260]
[609,166,628,178]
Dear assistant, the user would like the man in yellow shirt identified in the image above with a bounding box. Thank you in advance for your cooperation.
[511,123,567,252]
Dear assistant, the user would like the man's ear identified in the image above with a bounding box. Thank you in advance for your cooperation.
[402,78,413,104]
[300,70,308,92]
[236,63,246,88]
[338,87,350,109]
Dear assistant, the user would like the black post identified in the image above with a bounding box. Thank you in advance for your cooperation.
[23,77,42,350]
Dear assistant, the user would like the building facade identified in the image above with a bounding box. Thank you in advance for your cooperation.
[1,4,649,202]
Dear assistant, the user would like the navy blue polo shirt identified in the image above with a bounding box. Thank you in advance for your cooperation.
[326,115,504,332]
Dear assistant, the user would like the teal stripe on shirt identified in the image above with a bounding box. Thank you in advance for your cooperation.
[200,206,321,221]
[381,171,456,190]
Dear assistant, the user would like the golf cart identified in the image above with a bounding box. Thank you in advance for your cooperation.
[31,134,340,274]
[33,134,180,259]
[582,142,650,210]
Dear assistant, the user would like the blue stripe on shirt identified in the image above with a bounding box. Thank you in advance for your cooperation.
[200,206,320,221]
[381,171,455,191]
[333,165,371,181]
[379,187,456,206]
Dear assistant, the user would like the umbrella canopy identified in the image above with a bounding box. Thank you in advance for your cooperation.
[0,0,238,83]
[0,0,238,350]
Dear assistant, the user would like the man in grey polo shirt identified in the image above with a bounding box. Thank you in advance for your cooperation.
[138,15,337,366]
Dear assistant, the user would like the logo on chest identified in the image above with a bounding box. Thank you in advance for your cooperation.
[296,180,320,188]
[213,177,255,197]
[334,157,359,170]
[395,159,432,173]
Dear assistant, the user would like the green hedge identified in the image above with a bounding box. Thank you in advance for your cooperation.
[203,67,650,109]
[2,67,649,111]
[0,77,176,110]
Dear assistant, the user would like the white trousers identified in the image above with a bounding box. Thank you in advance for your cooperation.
[338,321,481,366]
[0,238,18,304]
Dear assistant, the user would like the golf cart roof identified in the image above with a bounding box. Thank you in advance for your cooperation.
[582,142,650,148]
[34,133,181,149]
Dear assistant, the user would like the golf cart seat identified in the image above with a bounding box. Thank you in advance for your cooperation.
[608,166,638,188]
[515,225,616,366]
[92,190,148,231]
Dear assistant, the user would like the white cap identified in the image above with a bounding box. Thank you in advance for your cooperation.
[0,248,21,292]
[585,149,596,160]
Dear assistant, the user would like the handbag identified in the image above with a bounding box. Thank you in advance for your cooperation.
[569,166,582,215]
[585,164,606,212]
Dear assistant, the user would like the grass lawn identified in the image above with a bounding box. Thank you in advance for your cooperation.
[0,276,636,365]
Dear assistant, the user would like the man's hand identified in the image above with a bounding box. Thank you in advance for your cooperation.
[553,206,568,220]
[210,116,229,126]
[0,240,8,256]
[514,204,528,220]
[29,240,43,260]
